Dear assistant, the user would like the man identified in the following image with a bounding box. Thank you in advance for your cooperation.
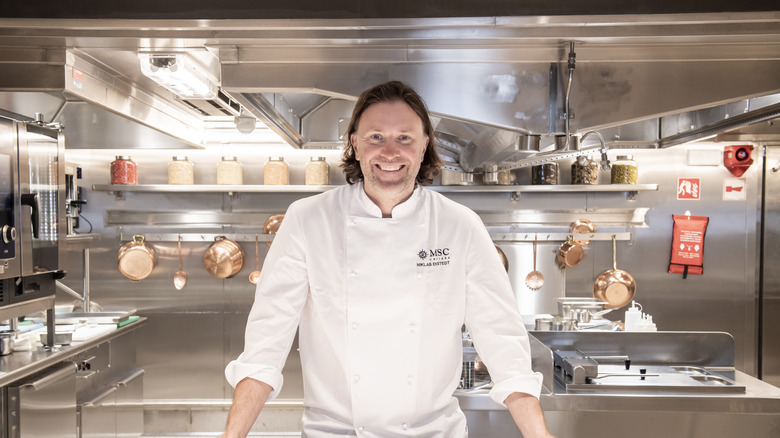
[222,81,555,438]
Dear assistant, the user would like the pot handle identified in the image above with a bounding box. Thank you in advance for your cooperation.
[133,234,145,244]
[611,234,618,270]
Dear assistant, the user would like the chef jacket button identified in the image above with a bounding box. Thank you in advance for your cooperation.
[409,323,416,332]
[349,271,358,277]
[353,375,360,382]
[358,426,365,432]
[402,423,408,430]
[352,322,359,330]
[407,375,413,384]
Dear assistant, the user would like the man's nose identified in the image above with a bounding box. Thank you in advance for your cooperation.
[379,140,402,158]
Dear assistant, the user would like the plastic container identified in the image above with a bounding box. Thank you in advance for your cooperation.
[531,162,559,185]
[168,156,194,185]
[305,156,329,185]
[611,155,639,184]
[216,156,243,185]
[264,157,289,185]
[110,156,137,185]
[571,155,599,185]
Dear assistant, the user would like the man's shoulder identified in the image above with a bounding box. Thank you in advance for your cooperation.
[419,186,481,220]
[289,183,352,212]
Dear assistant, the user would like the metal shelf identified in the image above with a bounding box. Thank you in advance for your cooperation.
[92,184,337,193]
[119,232,273,243]
[93,183,658,194]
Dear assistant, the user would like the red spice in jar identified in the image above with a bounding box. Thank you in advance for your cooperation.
[111,156,138,185]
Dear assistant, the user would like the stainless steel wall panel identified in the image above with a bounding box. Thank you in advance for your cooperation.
[62,143,765,429]
[761,145,780,387]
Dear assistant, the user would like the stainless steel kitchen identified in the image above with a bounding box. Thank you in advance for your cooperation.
[0,1,779,437]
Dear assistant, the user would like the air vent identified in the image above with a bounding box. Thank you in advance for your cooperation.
[181,90,242,117]
[0,278,7,305]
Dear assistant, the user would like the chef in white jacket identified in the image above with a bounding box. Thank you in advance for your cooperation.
[222,81,555,438]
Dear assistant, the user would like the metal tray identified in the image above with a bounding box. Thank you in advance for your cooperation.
[54,310,136,325]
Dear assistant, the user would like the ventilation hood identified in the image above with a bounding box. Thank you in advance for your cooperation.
[0,12,778,172]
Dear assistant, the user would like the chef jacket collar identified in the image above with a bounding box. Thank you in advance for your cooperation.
[353,181,422,219]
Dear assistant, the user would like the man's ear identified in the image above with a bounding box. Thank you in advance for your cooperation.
[351,134,359,160]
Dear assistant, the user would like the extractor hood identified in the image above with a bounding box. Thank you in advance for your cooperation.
[0,12,778,172]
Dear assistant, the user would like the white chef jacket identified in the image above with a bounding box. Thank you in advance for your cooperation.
[226,182,542,438]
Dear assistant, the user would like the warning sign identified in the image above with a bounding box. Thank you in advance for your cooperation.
[677,177,701,200]
[723,178,746,201]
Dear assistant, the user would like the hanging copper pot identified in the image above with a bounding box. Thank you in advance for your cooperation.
[262,214,285,247]
[592,235,636,308]
[556,237,584,267]
[203,236,245,279]
[117,235,157,281]
[495,245,509,271]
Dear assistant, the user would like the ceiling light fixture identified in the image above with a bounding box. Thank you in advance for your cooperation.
[138,53,218,99]
[235,108,257,134]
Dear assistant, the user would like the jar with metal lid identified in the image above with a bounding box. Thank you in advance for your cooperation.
[571,155,599,185]
[216,156,243,185]
[305,156,329,185]
[110,156,137,185]
[264,156,289,185]
[611,155,639,184]
[531,162,559,185]
[168,156,194,185]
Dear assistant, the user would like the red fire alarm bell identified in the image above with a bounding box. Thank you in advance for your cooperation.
[723,145,753,177]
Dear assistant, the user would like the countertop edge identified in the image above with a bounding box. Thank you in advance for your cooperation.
[0,317,147,387]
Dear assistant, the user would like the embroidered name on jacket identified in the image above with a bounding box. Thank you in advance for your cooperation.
[417,248,451,267]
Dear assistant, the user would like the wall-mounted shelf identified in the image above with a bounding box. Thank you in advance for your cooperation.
[94,183,658,196]
[119,233,273,243]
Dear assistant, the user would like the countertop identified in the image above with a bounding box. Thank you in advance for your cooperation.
[0,317,146,387]
[454,369,780,414]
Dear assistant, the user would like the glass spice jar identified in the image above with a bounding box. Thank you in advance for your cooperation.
[216,156,243,185]
[305,156,329,185]
[264,157,289,185]
[531,162,559,185]
[110,156,137,185]
[611,155,639,184]
[571,155,599,185]
[168,156,194,185]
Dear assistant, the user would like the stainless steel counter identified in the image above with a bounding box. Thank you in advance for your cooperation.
[456,331,780,438]
[0,317,146,387]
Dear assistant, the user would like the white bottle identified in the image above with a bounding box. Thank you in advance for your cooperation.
[624,301,642,332]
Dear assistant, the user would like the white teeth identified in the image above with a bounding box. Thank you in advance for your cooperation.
[378,164,402,171]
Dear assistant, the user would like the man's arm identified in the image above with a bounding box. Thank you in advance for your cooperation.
[505,392,556,438]
[221,378,274,438]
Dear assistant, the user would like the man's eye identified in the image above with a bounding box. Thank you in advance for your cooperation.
[369,134,383,142]
[398,135,412,143]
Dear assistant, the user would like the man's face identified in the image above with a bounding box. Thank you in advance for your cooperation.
[351,101,429,203]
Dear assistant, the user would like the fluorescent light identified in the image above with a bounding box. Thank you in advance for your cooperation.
[138,53,218,99]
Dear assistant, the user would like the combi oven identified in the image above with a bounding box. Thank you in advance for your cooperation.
[0,114,65,310]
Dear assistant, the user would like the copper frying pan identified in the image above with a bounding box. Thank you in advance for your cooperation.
[592,235,636,308]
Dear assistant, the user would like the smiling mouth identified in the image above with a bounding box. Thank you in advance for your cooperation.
[376,164,405,172]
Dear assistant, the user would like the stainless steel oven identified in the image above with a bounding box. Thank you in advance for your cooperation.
[0,114,65,308]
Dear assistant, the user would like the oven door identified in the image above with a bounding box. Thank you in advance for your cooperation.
[16,120,64,277]
[0,117,20,281]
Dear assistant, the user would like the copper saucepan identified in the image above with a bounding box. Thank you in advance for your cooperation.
[556,237,584,267]
[203,236,245,279]
[569,219,596,245]
[117,234,157,281]
[592,235,636,308]
[495,245,509,271]
[262,214,285,247]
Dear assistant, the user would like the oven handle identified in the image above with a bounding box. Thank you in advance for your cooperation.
[20,193,39,238]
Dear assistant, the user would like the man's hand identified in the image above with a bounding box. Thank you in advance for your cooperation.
[220,378,274,438]
[504,392,556,438]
